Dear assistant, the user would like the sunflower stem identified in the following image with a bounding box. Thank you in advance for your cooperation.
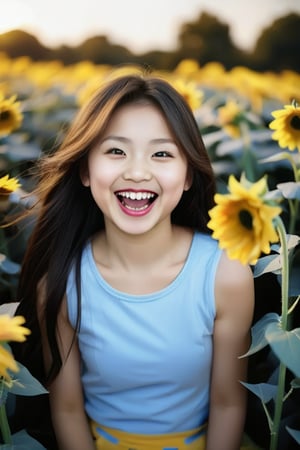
[287,150,300,235]
[288,198,299,235]
[269,216,289,450]
[240,121,257,182]
[0,379,12,445]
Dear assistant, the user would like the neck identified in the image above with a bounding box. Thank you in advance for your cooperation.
[95,223,184,271]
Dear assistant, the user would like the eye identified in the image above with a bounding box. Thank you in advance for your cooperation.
[106,147,126,156]
[153,151,173,158]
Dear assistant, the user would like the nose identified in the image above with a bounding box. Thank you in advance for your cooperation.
[123,156,152,182]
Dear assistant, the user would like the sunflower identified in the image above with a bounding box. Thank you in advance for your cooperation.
[0,174,21,195]
[0,343,18,380]
[172,78,203,111]
[217,99,243,138]
[269,103,300,151]
[0,315,30,381]
[174,59,200,77]
[0,314,31,342]
[0,93,23,136]
[208,175,282,265]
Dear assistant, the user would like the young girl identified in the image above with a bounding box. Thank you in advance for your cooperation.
[13,72,254,450]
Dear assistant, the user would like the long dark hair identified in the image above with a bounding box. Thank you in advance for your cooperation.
[13,72,216,385]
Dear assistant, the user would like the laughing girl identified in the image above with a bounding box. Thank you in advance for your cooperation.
[14,72,254,450]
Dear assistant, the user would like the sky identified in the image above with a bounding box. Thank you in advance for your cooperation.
[0,0,299,54]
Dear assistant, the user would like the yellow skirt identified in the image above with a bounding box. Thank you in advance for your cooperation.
[91,421,207,450]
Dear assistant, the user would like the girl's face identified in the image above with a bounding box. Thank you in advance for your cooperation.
[82,102,191,236]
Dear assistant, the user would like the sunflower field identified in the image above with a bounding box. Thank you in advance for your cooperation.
[0,53,300,449]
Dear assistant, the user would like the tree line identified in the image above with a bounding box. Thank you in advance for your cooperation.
[0,11,299,72]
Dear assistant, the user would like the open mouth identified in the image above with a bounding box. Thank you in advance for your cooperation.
[115,190,157,212]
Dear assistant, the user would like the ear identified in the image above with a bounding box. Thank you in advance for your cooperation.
[184,169,193,191]
[80,160,90,187]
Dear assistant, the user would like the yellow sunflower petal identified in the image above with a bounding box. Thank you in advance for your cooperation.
[0,315,31,342]
[171,78,203,111]
[208,176,281,265]
[0,344,19,380]
[0,174,21,194]
[0,94,23,136]
[269,104,300,152]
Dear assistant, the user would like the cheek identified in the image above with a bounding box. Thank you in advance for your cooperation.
[87,169,112,211]
[160,165,189,191]
[87,159,120,193]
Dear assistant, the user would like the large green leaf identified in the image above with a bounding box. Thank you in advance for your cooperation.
[254,235,299,277]
[265,322,300,377]
[240,313,280,357]
[286,426,300,445]
[291,377,300,389]
[240,381,277,403]
[271,234,300,254]
[277,182,300,200]
[253,254,281,277]
[9,362,48,396]
[264,188,284,201]
[0,429,47,449]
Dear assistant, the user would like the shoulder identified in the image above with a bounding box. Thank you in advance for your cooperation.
[216,251,254,287]
[215,251,254,322]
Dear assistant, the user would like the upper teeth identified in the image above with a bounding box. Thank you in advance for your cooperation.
[117,192,155,200]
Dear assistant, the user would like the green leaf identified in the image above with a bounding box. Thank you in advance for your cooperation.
[277,182,300,199]
[267,235,300,285]
[240,313,280,357]
[259,151,299,166]
[265,322,300,377]
[291,377,300,389]
[9,429,46,449]
[212,160,238,176]
[2,142,41,162]
[9,362,48,396]
[0,254,20,275]
[271,234,300,254]
[286,426,300,445]
[240,381,277,403]
[253,254,281,277]
[264,188,284,201]
[289,265,300,296]
[203,129,226,147]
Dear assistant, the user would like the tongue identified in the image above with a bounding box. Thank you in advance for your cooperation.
[123,198,149,208]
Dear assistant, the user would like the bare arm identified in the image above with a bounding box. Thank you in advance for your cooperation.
[206,253,254,450]
[38,292,96,450]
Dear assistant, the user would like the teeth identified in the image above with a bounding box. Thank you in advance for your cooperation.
[125,204,149,211]
[117,191,155,200]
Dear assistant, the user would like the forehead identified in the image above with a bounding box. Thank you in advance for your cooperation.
[103,102,174,138]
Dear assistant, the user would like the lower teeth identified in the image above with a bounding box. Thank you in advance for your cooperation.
[124,203,149,211]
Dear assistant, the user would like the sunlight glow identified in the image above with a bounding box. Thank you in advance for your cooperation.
[0,0,35,34]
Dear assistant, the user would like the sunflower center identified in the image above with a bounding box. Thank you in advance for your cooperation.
[290,114,300,130]
[239,209,253,230]
[0,110,11,122]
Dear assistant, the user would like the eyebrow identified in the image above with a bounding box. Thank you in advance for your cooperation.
[101,135,177,145]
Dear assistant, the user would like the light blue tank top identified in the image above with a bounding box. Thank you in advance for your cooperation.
[66,231,222,434]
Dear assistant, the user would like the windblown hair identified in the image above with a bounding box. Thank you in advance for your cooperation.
[13,72,216,385]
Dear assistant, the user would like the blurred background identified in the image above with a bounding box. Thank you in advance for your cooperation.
[0,0,299,71]
[0,0,299,317]
[0,2,300,449]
